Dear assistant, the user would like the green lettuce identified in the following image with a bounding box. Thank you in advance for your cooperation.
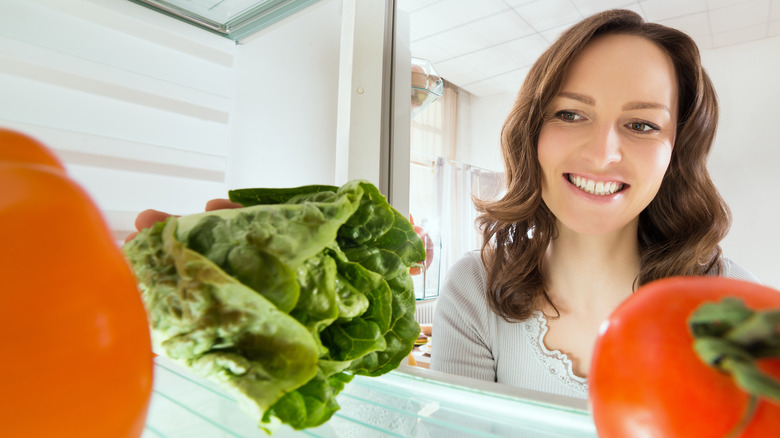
[123,180,424,432]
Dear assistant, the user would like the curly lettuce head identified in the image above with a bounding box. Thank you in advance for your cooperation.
[123,180,424,432]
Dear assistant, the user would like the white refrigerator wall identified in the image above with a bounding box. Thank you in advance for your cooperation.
[459,35,780,289]
[703,35,780,290]
[230,0,343,190]
[0,0,345,243]
[0,0,235,242]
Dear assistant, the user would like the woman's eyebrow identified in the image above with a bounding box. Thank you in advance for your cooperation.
[557,91,594,105]
[557,92,672,115]
[622,101,672,114]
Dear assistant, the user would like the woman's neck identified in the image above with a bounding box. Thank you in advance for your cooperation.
[541,222,641,316]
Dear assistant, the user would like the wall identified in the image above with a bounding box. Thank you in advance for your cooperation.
[0,0,347,243]
[229,0,343,190]
[703,35,780,288]
[455,91,513,172]
[0,0,236,241]
[460,35,780,288]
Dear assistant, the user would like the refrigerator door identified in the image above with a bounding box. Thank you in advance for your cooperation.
[0,1,597,436]
[127,0,323,40]
[145,355,596,437]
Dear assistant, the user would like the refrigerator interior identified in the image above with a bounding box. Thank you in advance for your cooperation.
[145,355,595,437]
[0,0,596,436]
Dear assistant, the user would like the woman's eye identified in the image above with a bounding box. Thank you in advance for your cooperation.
[555,111,581,122]
[627,121,659,132]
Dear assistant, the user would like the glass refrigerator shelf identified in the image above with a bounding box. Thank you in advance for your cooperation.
[128,0,322,40]
[143,356,597,437]
[411,57,443,119]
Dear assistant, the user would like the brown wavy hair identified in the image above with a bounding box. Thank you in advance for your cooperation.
[476,9,730,322]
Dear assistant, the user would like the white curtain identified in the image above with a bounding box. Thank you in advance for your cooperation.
[409,81,506,324]
[410,152,504,322]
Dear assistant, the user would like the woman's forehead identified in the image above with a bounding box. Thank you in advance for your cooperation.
[556,33,678,115]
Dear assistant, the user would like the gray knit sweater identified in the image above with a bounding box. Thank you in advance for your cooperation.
[429,250,760,399]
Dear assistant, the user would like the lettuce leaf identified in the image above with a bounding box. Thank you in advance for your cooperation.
[124,219,321,425]
[123,180,424,432]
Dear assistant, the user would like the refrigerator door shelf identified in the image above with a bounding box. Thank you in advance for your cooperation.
[143,355,597,437]
[129,0,323,40]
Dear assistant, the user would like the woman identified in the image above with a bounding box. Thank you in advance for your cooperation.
[429,9,758,399]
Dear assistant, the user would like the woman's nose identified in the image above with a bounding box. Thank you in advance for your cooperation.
[580,124,622,167]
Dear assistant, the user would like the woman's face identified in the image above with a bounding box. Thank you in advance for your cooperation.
[537,33,678,237]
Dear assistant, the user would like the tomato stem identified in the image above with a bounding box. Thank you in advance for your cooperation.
[689,298,780,436]
[723,395,758,438]
[727,309,780,346]
[690,299,780,401]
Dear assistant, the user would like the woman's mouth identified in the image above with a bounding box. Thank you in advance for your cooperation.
[566,174,625,196]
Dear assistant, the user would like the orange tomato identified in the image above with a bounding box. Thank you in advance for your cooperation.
[590,277,780,438]
[409,214,434,276]
[0,128,66,171]
[0,130,153,437]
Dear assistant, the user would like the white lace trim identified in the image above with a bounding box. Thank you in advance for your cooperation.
[521,311,589,395]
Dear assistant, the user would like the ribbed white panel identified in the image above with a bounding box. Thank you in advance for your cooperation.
[415,298,438,324]
[0,0,236,242]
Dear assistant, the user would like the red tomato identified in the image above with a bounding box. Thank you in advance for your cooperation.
[409,215,435,276]
[0,130,153,437]
[0,127,66,171]
[590,276,780,438]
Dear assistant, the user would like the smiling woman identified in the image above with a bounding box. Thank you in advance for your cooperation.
[2,0,776,435]
[538,33,677,239]
[430,9,760,399]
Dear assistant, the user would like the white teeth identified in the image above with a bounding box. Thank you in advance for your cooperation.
[568,174,623,195]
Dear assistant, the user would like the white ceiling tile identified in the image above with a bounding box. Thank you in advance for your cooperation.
[712,22,769,46]
[426,26,493,59]
[514,0,584,31]
[539,23,573,43]
[397,0,414,13]
[410,6,461,40]
[467,11,536,45]
[640,0,708,22]
[398,0,442,13]
[492,66,531,88]
[450,50,506,78]
[657,12,711,38]
[707,0,758,9]
[770,19,780,35]
[410,37,459,64]
[619,3,649,19]
[690,34,714,50]
[497,33,551,66]
[462,79,510,97]
[434,58,488,87]
[503,0,542,8]
[623,2,649,21]
[535,3,657,43]
[571,2,647,21]
[457,47,524,79]
[572,0,642,16]
[407,0,773,98]
[440,0,510,23]
[709,0,771,34]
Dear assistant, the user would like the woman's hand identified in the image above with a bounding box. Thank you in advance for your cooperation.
[124,199,242,243]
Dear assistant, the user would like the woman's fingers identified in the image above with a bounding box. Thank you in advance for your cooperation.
[124,231,138,244]
[134,209,176,231]
[125,209,176,244]
[125,200,240,244]
[134,200,239,230]
[205,198,242,211]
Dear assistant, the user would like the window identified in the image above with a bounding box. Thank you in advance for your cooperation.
[409,82,505,308]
